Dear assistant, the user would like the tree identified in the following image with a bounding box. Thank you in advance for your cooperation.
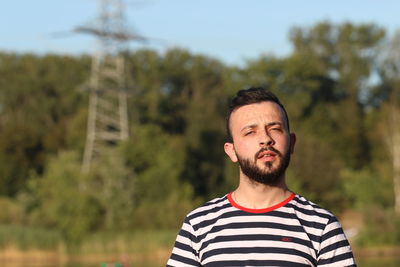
[127,48,230,198]
[374,30,400,214]
[0,53,89,196]
[288,22,385,169]
[124,123,195,228]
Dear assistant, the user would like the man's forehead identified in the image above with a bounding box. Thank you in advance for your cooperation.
[230,102,286,123]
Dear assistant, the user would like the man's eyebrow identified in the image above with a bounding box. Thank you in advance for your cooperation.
[240,122,282,132]
[240,124,257,132]
[267,121,282,127]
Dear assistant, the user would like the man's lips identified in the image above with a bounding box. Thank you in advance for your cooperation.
[257,150,277,159]
[255,148,281,162]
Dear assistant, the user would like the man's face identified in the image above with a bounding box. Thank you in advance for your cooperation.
[224,102,295,185]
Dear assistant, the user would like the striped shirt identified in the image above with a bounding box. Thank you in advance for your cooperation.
[167,193,356,267]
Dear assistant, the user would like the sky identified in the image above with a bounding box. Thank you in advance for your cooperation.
[1,0,399,66]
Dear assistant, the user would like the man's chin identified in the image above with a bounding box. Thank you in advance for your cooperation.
[248,173,283,186]
[259,161,277,170]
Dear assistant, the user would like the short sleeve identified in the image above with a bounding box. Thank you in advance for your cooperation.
[317,216,357,266]
[167,218,201,267]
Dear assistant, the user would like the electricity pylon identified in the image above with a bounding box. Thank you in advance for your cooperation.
[79,0,144,173]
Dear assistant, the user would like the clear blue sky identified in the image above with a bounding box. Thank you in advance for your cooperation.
[1,0,399,66]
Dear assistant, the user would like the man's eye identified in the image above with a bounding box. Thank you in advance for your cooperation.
[271,128,282,132]
[245,131,254,136]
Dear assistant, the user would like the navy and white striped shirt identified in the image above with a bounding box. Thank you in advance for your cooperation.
[167,193,356,266]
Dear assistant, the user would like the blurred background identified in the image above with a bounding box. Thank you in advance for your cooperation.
[1,0,400,266]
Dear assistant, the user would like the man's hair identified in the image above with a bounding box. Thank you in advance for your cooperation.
[226,87,290,142]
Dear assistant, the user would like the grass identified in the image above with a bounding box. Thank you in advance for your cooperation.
[0,224,62,250]
[0,225,176,265]
[1,224,400,266]
[74,229,176,253]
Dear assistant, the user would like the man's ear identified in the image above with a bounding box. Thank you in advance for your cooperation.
[289,133,296,154]
[224,142,238,162]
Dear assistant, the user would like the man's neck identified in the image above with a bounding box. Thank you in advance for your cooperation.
[233,175,291,209]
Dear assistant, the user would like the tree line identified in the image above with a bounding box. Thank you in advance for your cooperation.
[0,21,399,245]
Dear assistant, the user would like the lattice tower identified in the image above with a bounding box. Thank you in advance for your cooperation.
[79,0,141,172]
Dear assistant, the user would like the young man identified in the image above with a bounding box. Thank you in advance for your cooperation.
[167,87,356,266]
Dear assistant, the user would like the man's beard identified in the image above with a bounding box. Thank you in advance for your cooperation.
[236,146,291,186]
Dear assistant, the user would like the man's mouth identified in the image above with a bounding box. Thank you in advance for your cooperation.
[256,149,279,162]
[257,150,277,159]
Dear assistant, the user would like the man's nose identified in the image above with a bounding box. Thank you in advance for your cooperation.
[259,131,274,146]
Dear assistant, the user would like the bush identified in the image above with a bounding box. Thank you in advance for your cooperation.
[356,206,400,246]
[0,197,23,224]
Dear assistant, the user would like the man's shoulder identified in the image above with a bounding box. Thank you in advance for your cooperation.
[185,194,231,224]
[290,194,337,223]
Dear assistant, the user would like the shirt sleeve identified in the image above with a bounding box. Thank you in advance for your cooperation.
[167,217,201,267]
[317,216,357,266]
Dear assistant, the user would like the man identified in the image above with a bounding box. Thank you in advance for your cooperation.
[167,87,356,266]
